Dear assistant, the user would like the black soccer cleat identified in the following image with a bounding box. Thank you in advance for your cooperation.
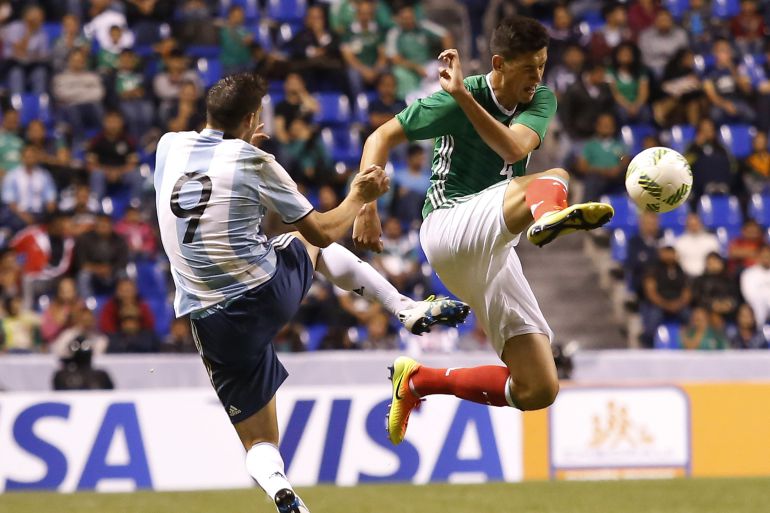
[275,488,309,513]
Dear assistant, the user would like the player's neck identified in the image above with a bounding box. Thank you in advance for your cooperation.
[489,70,518,111]
[204,124,243,141]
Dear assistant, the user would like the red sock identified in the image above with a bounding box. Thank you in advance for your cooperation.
[525,176,568,221]
[410,366,512,407]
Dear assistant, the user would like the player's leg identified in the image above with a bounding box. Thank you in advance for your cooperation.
[236,398,309,513]
[501,168,614,247]
[288,231,470,334]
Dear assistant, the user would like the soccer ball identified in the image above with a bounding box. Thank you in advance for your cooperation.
[625,146,693,213]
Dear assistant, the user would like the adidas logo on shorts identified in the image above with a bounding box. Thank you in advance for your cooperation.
[228,405,242,417]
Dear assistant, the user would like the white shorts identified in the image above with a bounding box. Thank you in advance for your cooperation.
[419,181,553,356]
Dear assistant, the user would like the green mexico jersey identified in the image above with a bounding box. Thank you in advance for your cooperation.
[395,75,557,218]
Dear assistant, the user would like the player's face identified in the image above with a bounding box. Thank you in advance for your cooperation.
[498,47,547,104]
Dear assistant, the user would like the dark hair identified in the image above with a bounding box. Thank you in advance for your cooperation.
[206,72,267,134]
[611,41,642,77]
[407,144,425,157]
[490,16,549,61]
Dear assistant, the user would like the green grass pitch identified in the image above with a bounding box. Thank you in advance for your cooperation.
[2,478,767,513]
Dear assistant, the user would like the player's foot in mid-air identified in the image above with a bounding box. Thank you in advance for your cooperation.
[275,488,310,513]
[526,202,614,247]
[397,295,470,335]
[387,356,423,445]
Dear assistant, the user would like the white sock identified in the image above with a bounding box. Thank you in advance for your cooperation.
[246,442,293,501]
[316,243,415,315]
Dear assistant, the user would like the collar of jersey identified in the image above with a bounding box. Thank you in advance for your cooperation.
[485,72,517,117]
[200,128,238,140]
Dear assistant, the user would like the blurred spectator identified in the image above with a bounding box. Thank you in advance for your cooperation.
[10,211,74,285]
[0,250,22,299]
[752,41,770,131]
[392,144,431,225]
[99,277,155,335]
[318,326,360,350]
[589,2,631,65]
[730,0,766,54]
[331,0,394,35]
[25,120,58,169]
[166,80,206,133]
[1,296,41,353]
[97,24,132,72]
[107,308,161,352]
[2,146,57,228]
[367,72,406,134]
[75,213,129,297]
[362,310,400,349]
[153,51,203,125]
[560,61,615,141]
[577,113,627,200]
[457,320,492,351]
[61,184,101,236]
[123,0,174,45]
[318,185,340,212]
[86,110,141,202]
[1,5,50,94]
[683,0,720,53]
[115,49,155,139]
[160,317,197,353]
[680,306,728,350]
[654,49,705,127]
[114,206,157,259]
[52,337,114,390]
[546,43,585,101]
[288,5,347,92]
[546,3,581,65]
[47,145,88,194]
[52,14,90,72]
[273,324,306,353]
[640,243,691,347]
[728,303,769,349]
[741,131,770,195]
[273,73,319,145]
[341,0,387,97]
[282,118,333,186]
[83,0,134,50]
[728,219,765,275]
[41,277,83,344]
[685,118,736,203]
[674,213,721,277]
[50,304,108,357]
[638,9,688,79]
[691,252,740,320]
[626,211,661,296]
[740,244,770,326]
[627,0,659,38]
[0,109,23,176]
[373,217,422,295]
[607,41,650,124]
[52,49,106,143]
[220,5,253,75]
[174,0,218,46]
[386,5,451,100]
[703,39,754,125]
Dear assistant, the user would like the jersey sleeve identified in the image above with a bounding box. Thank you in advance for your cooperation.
[513,86,557,145]
[257,155,314,224]
[396,89,464,141]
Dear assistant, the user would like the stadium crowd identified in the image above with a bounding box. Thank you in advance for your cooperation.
[0,0,769,355]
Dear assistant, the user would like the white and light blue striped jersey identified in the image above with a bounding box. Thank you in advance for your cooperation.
[154,128,314,317]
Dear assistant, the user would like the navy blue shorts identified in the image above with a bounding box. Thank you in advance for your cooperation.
[190,236,313,424]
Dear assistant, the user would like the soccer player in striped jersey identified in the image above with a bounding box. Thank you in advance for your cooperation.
[154,73,468,513]
[353,16,615,445]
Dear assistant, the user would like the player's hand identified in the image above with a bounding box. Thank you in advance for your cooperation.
[249,123,270,148]
[351,164,390,204]
[353,203,384,253]
[438,49,466,97]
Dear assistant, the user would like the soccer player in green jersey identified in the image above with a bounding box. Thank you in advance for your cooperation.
[352,16,615,445]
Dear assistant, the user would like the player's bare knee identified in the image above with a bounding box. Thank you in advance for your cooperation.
[514,380,559,411]
[544,167,569,182]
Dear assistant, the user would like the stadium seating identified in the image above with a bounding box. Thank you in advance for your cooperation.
[749,194,770,226]
[322,127,362,167]
[267,0,307,25]
[698,194,743,236]
[10,93,52,128]
[186,45,221,59]
[664,0,690,19]
[197,58,223,88]
[654,323,682,350]
[304,324,328,351]
[661,124,695,154]
[719,124,756,159]
[610,229,628,263]
[621,124,657,155]
[657,205,688,234]
[601,194,639,233]
[315,93,352,126]
[219,0,259,21]
[712,0,740,18]
[43,22,62,43]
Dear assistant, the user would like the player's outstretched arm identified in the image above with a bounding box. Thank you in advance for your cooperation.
[295,165,390,248]
[438,49,540,163]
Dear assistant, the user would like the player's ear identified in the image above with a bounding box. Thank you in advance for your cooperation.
[491,54,505,72]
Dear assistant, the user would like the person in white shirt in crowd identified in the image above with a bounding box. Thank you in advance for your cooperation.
[674,212,721,277]
[740,244,770,326]
[1,146,56,229]
[83,0,134,50]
